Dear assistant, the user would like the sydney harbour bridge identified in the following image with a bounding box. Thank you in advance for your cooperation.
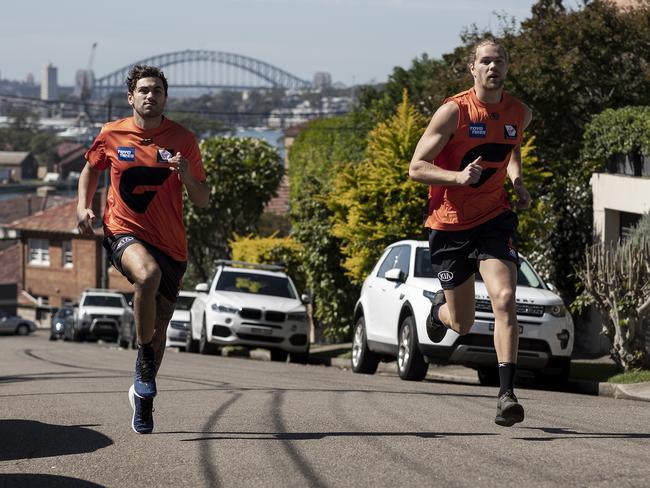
[93,49,312,97]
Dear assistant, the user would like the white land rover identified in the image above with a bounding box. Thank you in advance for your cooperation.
[187,261,310,362]
[352,240,574,384]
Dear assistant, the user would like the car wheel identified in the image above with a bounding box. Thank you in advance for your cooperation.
[397,315,428,381]
[289,344,310,364]
[477,366,500,386]
[185,324,199,353]
[270,348,288,362]
[351,316,379,374]
[199,317,217,355]
[117,328,129,349]
[72,327,85,342]
[16,324,30,336]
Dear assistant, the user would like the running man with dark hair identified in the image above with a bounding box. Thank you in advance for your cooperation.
[409,38,532,426]
[77,64,209,433]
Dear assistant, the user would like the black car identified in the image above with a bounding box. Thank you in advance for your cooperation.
[50,307,74,340]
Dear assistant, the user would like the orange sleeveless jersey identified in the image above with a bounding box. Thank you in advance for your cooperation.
[424,88,525,231]
[84,116,206,261]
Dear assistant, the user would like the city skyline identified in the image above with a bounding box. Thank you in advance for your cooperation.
[1,0,580,87]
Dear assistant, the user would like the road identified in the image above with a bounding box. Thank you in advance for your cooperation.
[1,331,649,488]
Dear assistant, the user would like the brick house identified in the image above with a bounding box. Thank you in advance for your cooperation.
[4,197,132,320]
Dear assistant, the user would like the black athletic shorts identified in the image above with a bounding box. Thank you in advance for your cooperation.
[102,233,187,302]
[428,210,519,290]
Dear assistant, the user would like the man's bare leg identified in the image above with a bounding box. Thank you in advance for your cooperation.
[479,258,523,426]
[151,293,176,374]
[120,244,161,345]
[438,276,476,335]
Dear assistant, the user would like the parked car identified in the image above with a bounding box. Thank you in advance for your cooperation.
[0,311,37,336]
[351,240,574,384]
[50,306,74,340]
[166,290,198,350]
[64,289,135,345]
[187,260,310,362]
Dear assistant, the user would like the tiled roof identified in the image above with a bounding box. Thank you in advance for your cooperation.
[59,147,87,168]
[55,142,84,159]
[0,195,73,224]
[0,242,22,285]
[7,199,99,235]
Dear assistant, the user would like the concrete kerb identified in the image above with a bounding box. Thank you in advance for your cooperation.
[242,345,650,403]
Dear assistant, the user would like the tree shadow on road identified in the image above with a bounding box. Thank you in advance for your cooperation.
[0,420,113,461]
[0,474,105,488]
[157,430,499,441]
[516,426,650,441]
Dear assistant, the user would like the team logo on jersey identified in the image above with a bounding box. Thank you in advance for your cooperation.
[117,146,136,161]
[116,236,134,250]
[504,124,518,139]
[438,271,454,282]
[469,123,487,138]
[156,148,175,163]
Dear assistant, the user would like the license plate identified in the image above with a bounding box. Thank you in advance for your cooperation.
[488,323,524,334]
[251,327,273,335]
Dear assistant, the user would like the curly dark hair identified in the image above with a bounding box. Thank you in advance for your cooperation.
[125,64,168,96]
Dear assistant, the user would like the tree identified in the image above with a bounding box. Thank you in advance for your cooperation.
[328,91,427,283]
[288,112,373,338]
[184,136,282,284]
[576,213,650,370]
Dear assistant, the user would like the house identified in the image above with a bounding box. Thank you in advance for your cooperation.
[0,151,38,182]
[54,142,87,179]
[2,197,132,321]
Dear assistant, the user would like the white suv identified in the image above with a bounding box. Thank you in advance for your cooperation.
[351,240,574,384]
[187,260,310,362]
[73,289,135,346]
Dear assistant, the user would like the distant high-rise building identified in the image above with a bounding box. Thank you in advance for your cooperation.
[41,63,59,101]
[26,73,35,85]
[313,72,332,90]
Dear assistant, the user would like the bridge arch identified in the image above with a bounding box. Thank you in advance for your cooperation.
[94,50,311,95]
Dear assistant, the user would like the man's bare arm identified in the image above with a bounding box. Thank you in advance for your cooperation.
[409,102,483,186]
[76,162,101,234]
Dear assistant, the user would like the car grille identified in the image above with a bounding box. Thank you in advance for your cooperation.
[236,333,284,343]
[239,308,262,320]
[170,321,188,330]
[475,299,544,317]
[90,314,120,321]
[265,311,286,322]
[457,334,550,353]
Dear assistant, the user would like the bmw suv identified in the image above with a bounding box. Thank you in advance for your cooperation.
[187,260,310,363]
[351,240,574,384]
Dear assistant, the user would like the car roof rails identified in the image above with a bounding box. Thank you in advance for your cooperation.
[214,259,285,272]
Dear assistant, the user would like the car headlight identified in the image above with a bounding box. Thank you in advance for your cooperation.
[545,304,566,317]
[287,312,308,322]
[211,303,239,314]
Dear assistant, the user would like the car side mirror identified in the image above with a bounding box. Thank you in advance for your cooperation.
[547,282,558,293]
[195,283,209,293]
[384,268,405,283]
[301,293,312,304]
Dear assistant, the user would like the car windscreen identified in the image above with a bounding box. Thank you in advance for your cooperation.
[175,295,196,311]
[82,296,123,307]
[215,271,296,299]
[414,247,544,289]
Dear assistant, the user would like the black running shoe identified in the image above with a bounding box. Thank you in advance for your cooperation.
[495,390,525,427]
[129,384,154,434]
[134,343,157,398]
[425,290,448,343]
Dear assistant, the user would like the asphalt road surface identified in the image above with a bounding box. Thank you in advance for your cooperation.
[1,331,649,488]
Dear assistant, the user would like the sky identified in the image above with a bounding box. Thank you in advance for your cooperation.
[0,0,581,87]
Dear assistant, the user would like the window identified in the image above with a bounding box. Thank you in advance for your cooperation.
[215,271,296,299]
[377,246,411,279]
[28,238,50,265]
[34,295,49,306]
[62,240,73,267]
[62,297,75,307]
